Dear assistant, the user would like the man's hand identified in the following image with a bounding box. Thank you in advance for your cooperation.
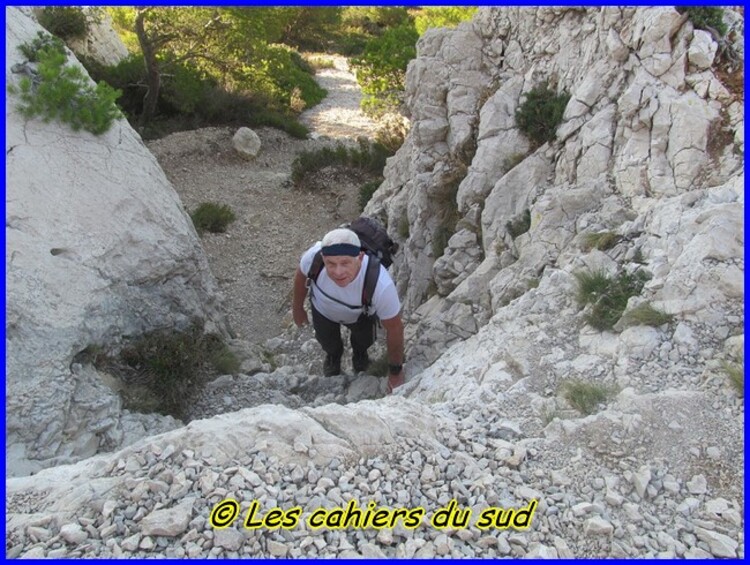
[293,307,309,327]
[387,369,405,394]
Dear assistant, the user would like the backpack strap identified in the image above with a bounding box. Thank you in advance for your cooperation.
[361,255,381,316]
[307,250,325,283]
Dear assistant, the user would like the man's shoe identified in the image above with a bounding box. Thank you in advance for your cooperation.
[324,353,341,377]
[352,351,370,373]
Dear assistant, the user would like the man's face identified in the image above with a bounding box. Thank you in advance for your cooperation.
[323,253,363,287]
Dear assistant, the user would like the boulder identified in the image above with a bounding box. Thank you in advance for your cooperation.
[232,127,262,159]
[5,7,227,476]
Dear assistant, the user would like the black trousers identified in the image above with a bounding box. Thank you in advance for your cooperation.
[311,303,376,359]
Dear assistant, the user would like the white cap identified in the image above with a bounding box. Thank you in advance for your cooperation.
[321,228,361,257]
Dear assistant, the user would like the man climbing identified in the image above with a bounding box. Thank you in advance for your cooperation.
[292,228,405,393]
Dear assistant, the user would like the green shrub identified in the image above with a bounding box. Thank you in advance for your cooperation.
[86,9,325,130]
[112,323,234,419]
[305,55,336,71]
[210,342,241,375]
[721,355,744,397]
[414,7,478,35]
[582,231,620,251]
[83,53,257,134]
[563,380,612,415]
[191,203,237,234]
[620,302,673,328]
[375,116,408,154]
[515,83,570,146]
[245,44,326,113]
[351,21,418,117]
[341,7,410,34]
[246,109,309,139]
[677,7,727,36]
[17,32,64,62]
[574,269,611,305]
[37,7,89,40]
[159,58,216,116]
[280,8,342,51]
[79,53,146,119]
[574,269,650,331]
[359,179,382,211]
[10,36,122,135]
[506,209,531,239]
[291,139,390,186]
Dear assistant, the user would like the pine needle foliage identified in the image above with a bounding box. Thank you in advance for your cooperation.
[10,33,122,135]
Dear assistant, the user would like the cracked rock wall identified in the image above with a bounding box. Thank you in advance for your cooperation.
[5,8,228,476]
[365,7,744,368]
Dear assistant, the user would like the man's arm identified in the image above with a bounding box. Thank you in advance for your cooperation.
[380,314,405,391]
[292,267,309,327]
[380,314,404,365]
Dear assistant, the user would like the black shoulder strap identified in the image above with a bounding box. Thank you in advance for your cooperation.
[307,250,324,282]
[362,255,380,314]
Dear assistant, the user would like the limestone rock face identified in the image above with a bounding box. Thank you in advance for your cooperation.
[5,7,227,476]
[365,7,744,366]
[61,8,129,66]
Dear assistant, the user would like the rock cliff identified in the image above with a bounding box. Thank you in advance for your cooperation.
[366,7,743,369]
[5,7,228,476]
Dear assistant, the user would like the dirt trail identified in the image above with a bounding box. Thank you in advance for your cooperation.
[299,54,379,139]
[148,55,379,344]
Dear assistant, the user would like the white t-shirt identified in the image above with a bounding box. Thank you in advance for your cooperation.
[300,242,401,325]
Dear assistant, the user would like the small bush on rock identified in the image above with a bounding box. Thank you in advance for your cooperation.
[247,110,309,139]
[37,7,89,40]
[210,342,241,375]
[515,83,570,146]
[374,114,409,154]
[677,6,727,36]
[563,380,613,415]
[574,269,649,331]
[305,55,336,71]
[413,7,478,35]
[10,33,122,135]
[292,139,390,187]
[359,179,382,211]
[582,231,620,251]
[351,21,418,117]
[620,302,673,328]
[111,323,235,419]
[191,203,237,234]
[721,356,743,397]
[17,32,64,62]
[506,209,531,239]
